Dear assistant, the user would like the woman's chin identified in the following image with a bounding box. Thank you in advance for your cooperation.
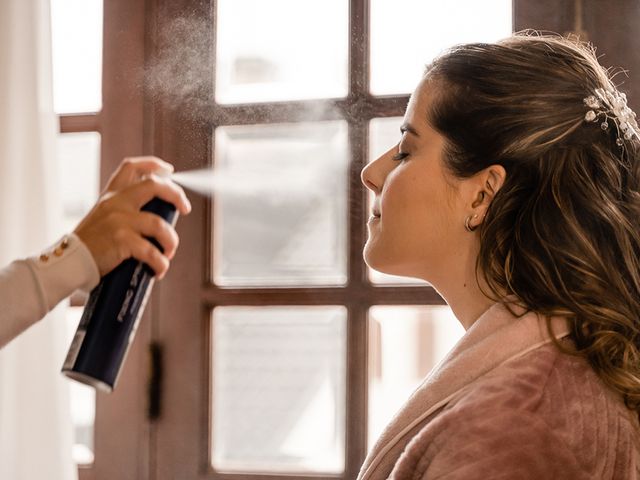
[363,248,403,277]
[362,244,380,270]
[363,250,430,283]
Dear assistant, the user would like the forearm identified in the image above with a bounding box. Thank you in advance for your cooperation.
[0,233,100,348]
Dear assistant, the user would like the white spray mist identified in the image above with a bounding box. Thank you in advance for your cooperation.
[169,165,326,199]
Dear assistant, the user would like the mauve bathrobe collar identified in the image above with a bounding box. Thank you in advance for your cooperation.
[357,301,571,480]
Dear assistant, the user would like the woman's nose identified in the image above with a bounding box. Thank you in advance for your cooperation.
[361,146,395,194]
[361,161,379,194]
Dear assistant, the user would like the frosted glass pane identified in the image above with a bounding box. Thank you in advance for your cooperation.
[216,0,348,103]
[370,0,512,95]
[65,307,96,465]
[211,306,346,474]
[213,122,348,286]
[57,132,101,234]
[367,118,427,285]
[51,0,103,113]
[368,305,464,450]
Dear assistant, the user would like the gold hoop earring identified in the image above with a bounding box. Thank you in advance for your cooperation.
[464,214,479,232]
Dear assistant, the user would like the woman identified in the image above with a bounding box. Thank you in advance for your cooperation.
[360,34,640,479]
[0,156,191,348]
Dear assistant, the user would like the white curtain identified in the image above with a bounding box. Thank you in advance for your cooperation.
[0,0,77,479]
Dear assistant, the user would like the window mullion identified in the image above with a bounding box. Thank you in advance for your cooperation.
[349,0,370,98]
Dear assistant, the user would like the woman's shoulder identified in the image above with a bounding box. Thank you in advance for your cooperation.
[459,340,633,422]
[390,342,640,480]
[448,340,639,443]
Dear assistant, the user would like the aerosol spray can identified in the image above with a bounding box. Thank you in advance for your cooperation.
[61,197,178,392]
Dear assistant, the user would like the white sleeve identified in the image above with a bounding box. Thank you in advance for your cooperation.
[0,233,100,348]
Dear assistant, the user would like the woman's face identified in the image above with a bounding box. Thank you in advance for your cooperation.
[361,80,470,282]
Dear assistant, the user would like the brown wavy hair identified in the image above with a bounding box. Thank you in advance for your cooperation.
[424,33,640,413]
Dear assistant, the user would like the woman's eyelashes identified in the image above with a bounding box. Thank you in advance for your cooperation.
[391,138,411,162]
[392,151,409,162]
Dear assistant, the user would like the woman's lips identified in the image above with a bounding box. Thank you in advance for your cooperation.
[371,197,382,217]
[370,200,381,222]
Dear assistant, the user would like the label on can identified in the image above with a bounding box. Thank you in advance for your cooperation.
[62,331,86,371]
[62,281,104,370]
[112,276,155,388]
[129,278,155,344]
[117,263,145,322]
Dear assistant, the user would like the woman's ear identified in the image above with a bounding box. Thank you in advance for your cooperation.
[473,165,506,204]
[467,164,506,229]
[483,164,507,200]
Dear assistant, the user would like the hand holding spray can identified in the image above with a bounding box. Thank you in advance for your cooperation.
[61,197,178,392]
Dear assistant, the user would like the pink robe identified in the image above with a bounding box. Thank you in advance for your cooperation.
[358,302,640,479]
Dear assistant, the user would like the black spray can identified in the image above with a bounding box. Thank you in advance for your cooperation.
[62,197,178,392]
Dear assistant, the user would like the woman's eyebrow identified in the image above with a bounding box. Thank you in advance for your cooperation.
[400,123,420,137]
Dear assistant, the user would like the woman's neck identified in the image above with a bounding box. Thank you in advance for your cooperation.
[429,246,496,331]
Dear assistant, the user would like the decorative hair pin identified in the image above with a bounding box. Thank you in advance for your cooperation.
[584,87,640,147]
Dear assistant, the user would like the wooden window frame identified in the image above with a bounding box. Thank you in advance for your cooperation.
[58,93,103,480]
[148,1,444,478]
[59,115,101,479]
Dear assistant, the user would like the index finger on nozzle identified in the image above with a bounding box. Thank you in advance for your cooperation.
[106,156,176,192]
[126,156,174,177]
[125,175,192,215]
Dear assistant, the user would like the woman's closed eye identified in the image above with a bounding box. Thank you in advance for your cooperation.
[392,151,409,162]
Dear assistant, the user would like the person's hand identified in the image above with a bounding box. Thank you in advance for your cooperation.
[73,156,191,279]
